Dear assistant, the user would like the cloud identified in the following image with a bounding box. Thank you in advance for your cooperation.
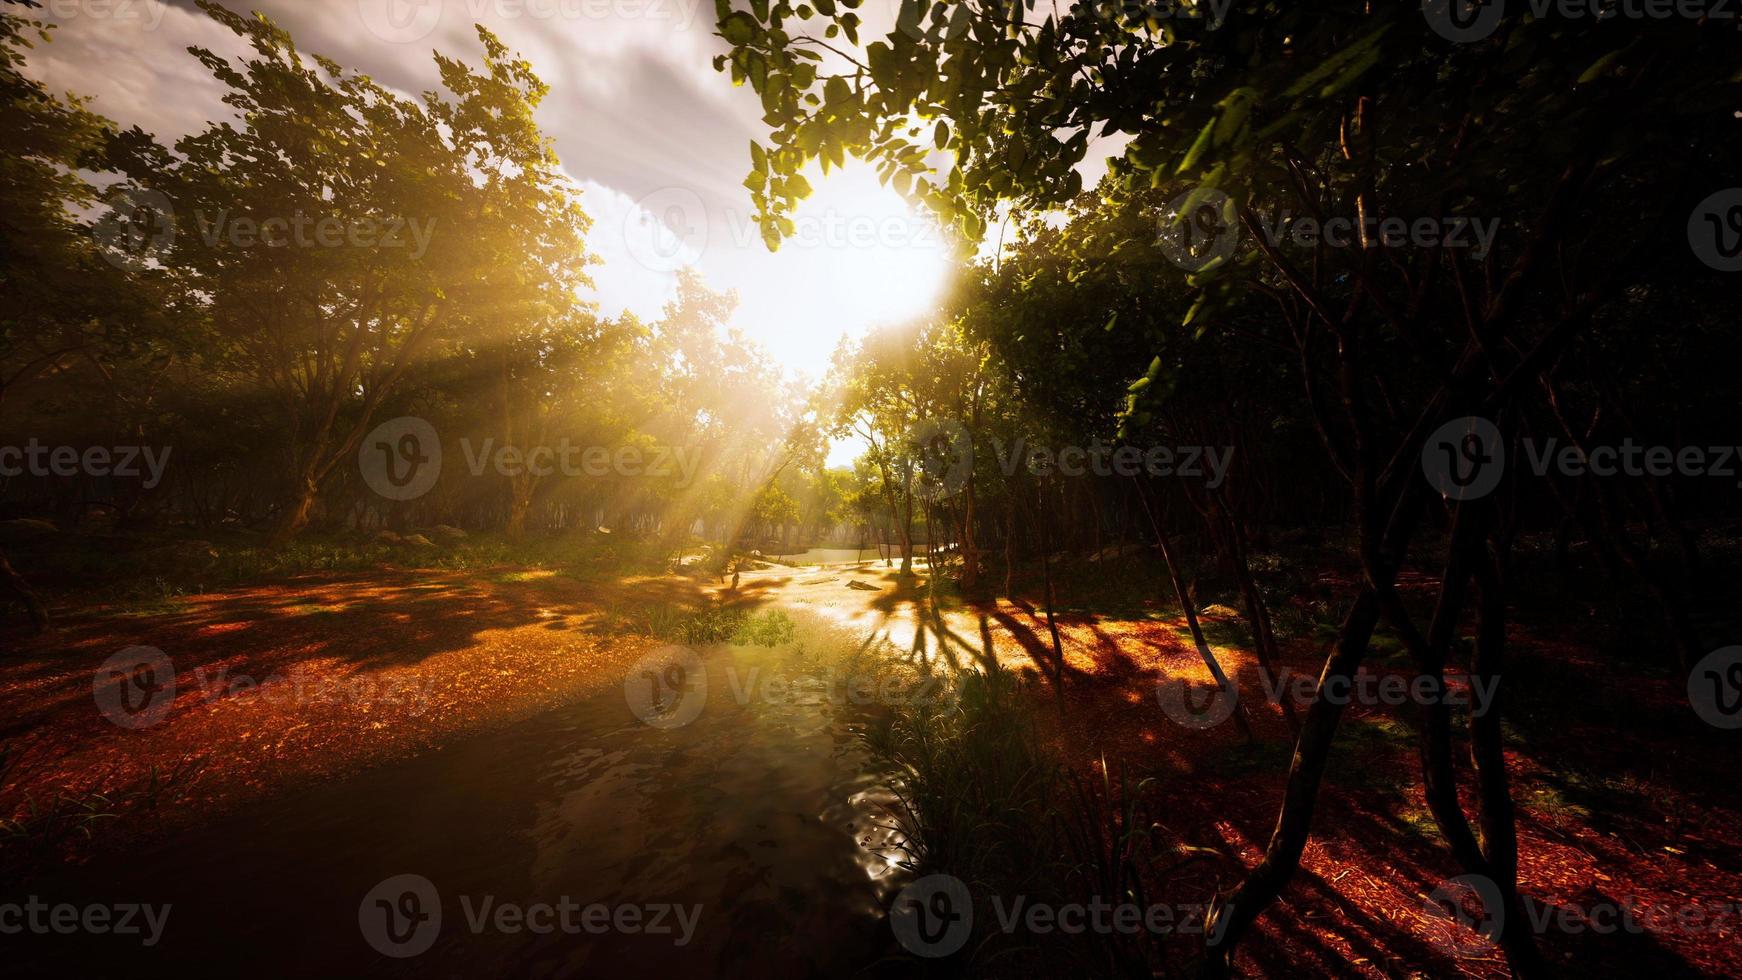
[25,0,961,379]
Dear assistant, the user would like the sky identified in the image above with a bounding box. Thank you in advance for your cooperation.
[21,0,960,383]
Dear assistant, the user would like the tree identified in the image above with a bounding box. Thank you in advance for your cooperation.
[718,2,1740,974]
[0,0,178,630]
[111,4,594,544]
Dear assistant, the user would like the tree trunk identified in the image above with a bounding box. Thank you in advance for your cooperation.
[0,548,50,634]
[1202,590,1383,977]
[1216,496,1299,734]
[1136,480,1255,741]
[268,474,319,546]
[1035,481,1068,705]
[960,465,979,591]
[1470,545,1546,978]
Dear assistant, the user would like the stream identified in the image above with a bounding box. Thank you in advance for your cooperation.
[10,641,913,978]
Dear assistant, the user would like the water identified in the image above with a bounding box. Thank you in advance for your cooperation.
[9,643,912,979]
[775,547,884,566]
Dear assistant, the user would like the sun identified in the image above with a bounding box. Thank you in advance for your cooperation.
[728,162,957,377]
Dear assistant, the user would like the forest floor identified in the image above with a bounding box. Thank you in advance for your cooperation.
[765,557,1742,978]
[2,550,1738,978]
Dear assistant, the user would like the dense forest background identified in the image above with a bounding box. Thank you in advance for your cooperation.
[4,0,1742,976]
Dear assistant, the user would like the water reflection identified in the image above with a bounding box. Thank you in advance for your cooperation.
[11,641,913,979]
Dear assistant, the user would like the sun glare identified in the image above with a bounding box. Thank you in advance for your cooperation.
[728,163,956,378]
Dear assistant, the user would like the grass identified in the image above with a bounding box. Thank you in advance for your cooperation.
[856,658,1182,976]
[12,527,697,608]
[0,745,203,881]
[631,601,797,647]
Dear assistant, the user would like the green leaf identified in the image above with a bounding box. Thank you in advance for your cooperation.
[720,11,759,45]
[1577,49,1622,85]
[896,0,923,38]
[1282,23,1390,100]
[1183,295,1204,327]
[1176,118,1215,175]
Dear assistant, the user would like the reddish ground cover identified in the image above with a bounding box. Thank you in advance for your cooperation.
[3,560,1736,977]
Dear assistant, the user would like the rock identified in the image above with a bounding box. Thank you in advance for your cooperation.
[846,580,880,591]
[373,530,403,545]
[430,524,467,541]
[401,533,436,548]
